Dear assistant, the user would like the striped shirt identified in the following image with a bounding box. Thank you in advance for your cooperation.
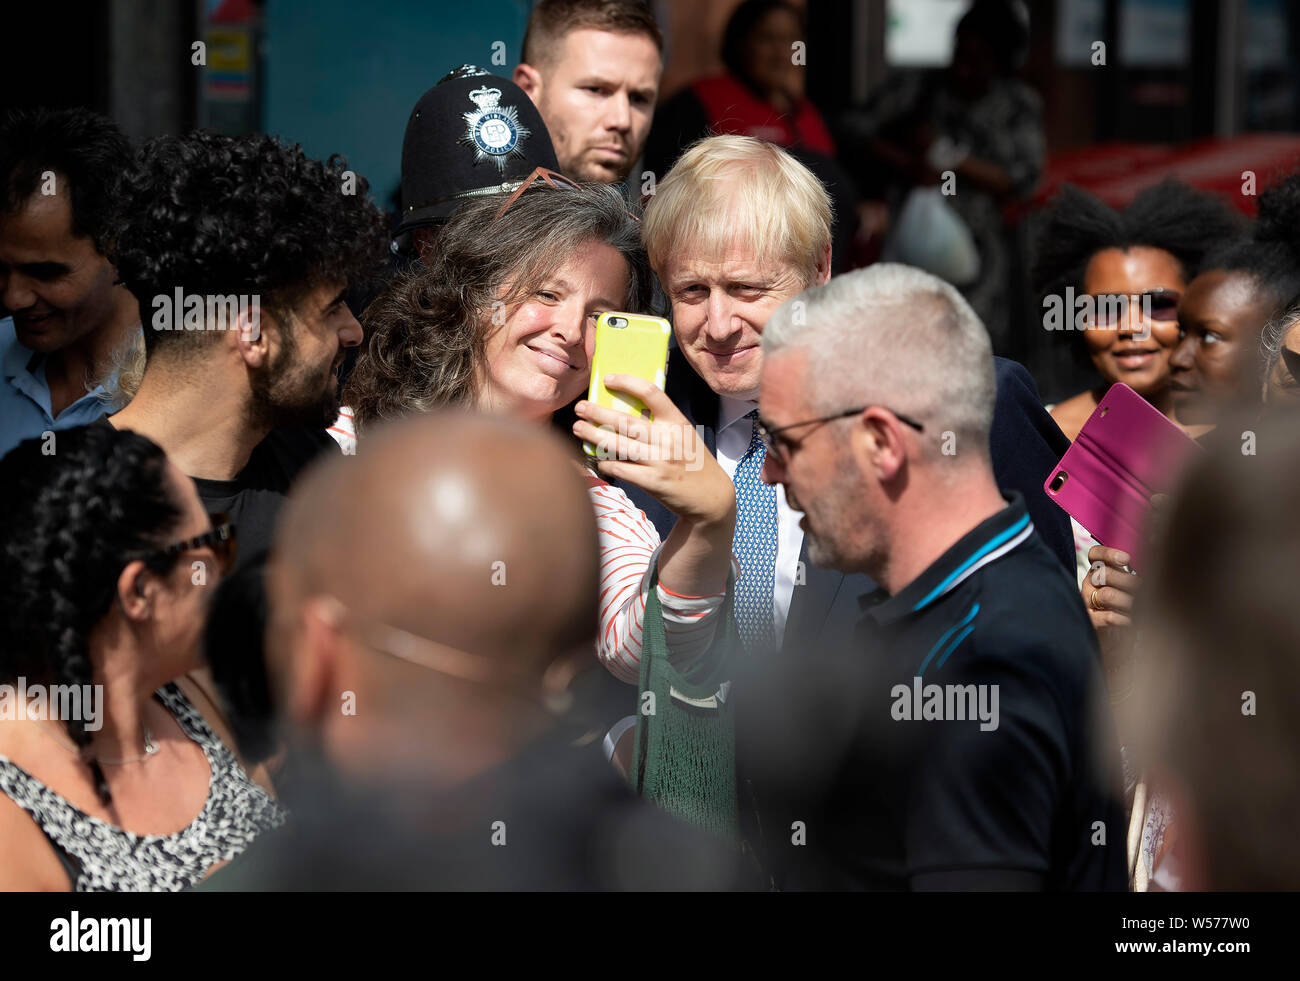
[329,408,731,684]
[329,407,358,455]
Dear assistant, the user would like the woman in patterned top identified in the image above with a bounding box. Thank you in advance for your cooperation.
[338,180,737,689]
[0,424,286,891]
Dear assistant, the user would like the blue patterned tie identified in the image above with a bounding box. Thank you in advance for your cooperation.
[732,410,778,656]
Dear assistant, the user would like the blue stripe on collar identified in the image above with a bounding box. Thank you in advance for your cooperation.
[917,601,980,676]
[912,513,1032,612]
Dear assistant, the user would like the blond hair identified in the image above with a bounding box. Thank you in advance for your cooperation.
[642,135,832,286]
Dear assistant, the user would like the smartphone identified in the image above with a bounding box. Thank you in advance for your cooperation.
[1043,382,1201,571]
[582,312,672,458]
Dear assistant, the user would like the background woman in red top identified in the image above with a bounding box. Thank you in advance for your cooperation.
[646,1,834,168]
[644,2,859,272]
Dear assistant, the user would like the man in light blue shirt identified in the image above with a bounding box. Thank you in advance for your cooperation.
[0,108,140,457]
[0,316,134,455]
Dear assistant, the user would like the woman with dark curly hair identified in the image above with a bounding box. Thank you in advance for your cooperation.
[1080,178,1300,883]
[1061,177,1300,601]
[1167,172,1300,427]
[1053,179,1298,892]
[338,180,737,698]
[1032,180,1242,441]
[0,424,286,891]
[1086,174,1300,632]
[1033,180,1242,588]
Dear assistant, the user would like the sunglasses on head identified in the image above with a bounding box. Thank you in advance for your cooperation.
[1089,289,1180,327]
[493,166,641,223]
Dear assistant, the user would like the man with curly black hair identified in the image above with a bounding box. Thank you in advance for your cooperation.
[0,108,140,456]
[106,130,389,564]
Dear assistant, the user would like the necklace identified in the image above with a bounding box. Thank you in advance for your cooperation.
[43,722,160,765]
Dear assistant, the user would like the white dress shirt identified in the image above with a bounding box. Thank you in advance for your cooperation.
[715,395,805,647]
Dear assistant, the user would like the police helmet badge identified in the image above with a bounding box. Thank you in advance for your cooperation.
[461,86,530,172]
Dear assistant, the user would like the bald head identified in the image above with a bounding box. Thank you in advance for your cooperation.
[279,410,597,667]
[267,412,599,786]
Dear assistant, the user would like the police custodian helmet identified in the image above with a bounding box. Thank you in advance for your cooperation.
[396,64,561,234]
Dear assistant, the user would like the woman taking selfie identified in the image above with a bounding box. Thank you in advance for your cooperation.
[338,177,737,686]
[0,424,286,891]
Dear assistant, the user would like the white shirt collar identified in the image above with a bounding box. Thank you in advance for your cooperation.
[718,394,757,434]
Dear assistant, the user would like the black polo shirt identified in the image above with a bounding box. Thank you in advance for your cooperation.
[740,493,1128,891]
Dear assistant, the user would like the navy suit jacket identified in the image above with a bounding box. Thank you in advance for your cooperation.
[618,350,1075,661]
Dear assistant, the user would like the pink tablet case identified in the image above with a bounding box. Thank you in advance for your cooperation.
[1044,383,1200,571]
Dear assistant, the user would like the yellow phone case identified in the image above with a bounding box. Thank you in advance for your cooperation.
[583,312,673,458]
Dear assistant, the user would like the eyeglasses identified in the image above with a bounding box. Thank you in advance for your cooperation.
[493,165,641,223]
[1089,289,1180,328]
[133,513,238,574]
[756,406,924,464]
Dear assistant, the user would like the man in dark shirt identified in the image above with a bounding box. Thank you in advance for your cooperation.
[744,262,1127,890]
[104,130,389,566]
[182,427,338,570]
